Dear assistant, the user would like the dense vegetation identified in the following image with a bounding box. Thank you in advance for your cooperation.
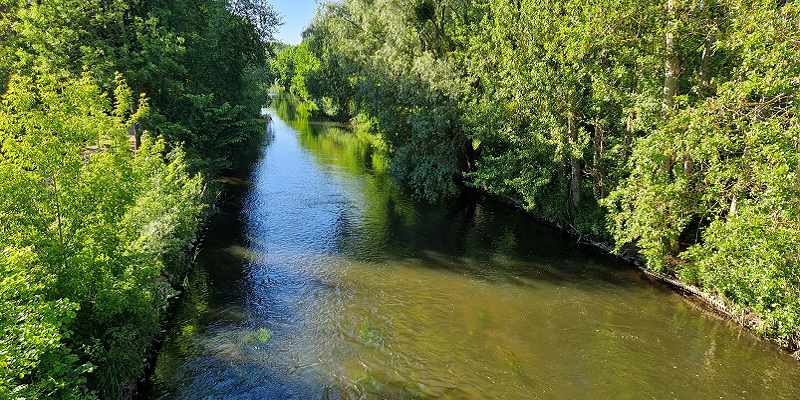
[271,0,800,347]
[0,0,279,398]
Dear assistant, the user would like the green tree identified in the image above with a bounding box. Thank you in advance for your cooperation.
[281,0,800,344]
[605,0,799,341]
[0,0,281,395]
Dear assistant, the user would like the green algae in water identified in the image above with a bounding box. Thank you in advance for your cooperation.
[256,327,273,343]
[496,346,525,375]
[244,327,273,344]
[359,322,380,346]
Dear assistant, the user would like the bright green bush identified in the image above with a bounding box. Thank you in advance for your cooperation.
[0,70,210,398]
[1,0,278,396]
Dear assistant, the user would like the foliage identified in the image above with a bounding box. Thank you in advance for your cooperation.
[606,0,799,314]
[3,0,281,170]
[0,0,280,397]
[281,0,800,343]
[157,94,264,173]
[271,42,320,100]
[283,0,477,202]
[0,69,211,399]
[227,0,282,44]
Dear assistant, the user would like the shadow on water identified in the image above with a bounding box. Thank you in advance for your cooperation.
[274,96,636,287]
[145,98,800,400]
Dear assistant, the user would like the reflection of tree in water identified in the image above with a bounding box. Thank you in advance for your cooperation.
[147,103,800,400]
[278,93,603,279]
[273,92,318,131]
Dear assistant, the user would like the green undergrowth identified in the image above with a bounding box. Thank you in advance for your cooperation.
[0,72,217,399]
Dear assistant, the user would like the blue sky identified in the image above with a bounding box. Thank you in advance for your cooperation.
[269,0,319,45]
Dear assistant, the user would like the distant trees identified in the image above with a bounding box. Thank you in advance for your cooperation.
[0,0,281,398]
[273,0,800,345]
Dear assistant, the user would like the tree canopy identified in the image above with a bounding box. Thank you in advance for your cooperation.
[273,0,800,346]
[0,0,281,397]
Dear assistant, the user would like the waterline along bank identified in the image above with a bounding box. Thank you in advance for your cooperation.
[144,106,800,400]
[272,0,800,350]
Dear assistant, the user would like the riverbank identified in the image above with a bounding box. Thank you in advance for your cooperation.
[485,192,800,359]
[269,93,800,359]
[143,108,800,399]
[129,199,216,400]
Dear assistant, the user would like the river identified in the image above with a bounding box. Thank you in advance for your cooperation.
[144,102,800,399]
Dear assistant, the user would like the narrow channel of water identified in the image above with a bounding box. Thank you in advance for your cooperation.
[145,104,800,399]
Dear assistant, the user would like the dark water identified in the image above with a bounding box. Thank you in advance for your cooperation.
[145,105,800,399]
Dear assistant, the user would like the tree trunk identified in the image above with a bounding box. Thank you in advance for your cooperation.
[129,103,140,150]
[568,117,581,208]
[621,112,634,160]
[128,123,140,150]
[592,124,605,198]
[663,0,680,114]
[666,156,675,181]
[683,153,693,177]
[699,30,714,98]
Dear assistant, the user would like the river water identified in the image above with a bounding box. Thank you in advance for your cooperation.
[144,104,800,399]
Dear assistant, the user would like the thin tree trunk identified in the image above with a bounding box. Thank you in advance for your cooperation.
[663,0,680,113]
[592,124,605,198]
[699,30,714,98]
[568,117,581,208]
[128,124,140,150]
[621,111,634,160]
[666,156,675,181]
[729,196,738,217]
[683,153,693,177]
[129,103,140,150]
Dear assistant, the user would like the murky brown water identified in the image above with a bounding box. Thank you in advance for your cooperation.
[145,102,800,399]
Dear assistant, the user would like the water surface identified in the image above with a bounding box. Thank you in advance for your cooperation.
[145,105,800,399]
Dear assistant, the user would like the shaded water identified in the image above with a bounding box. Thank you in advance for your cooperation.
[145,104,800,399]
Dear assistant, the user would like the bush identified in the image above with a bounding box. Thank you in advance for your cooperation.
[0,71,211,398]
